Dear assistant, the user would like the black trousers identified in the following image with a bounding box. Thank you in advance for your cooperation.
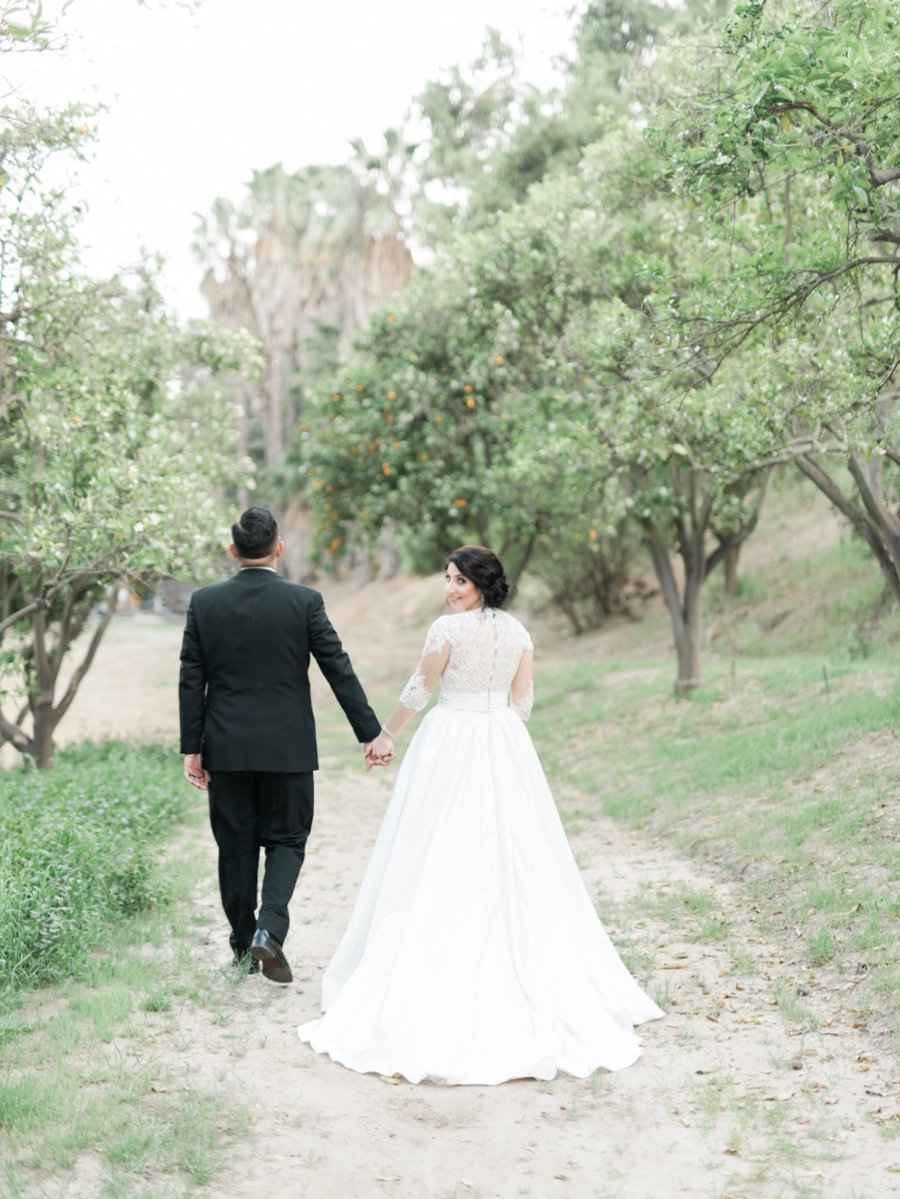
[208,771,314,952]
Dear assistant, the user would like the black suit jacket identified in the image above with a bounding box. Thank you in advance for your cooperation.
[178,568,381,772]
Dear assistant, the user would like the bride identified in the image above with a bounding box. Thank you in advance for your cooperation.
[298,546,663,1085]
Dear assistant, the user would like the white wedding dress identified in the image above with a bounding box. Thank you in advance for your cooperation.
[298,608,663,1084]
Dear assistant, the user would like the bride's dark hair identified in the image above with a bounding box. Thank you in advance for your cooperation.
[446,546,511,609]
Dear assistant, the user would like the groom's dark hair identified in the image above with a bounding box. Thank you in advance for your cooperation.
[232,507,279,560]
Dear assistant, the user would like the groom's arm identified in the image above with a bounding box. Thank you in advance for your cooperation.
[307,593,382,744]
[178,600,207,755]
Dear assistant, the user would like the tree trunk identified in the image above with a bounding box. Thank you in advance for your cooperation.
[30,692,55,768]
[677,523,705,691]
[796,452,900,604]
[675,581,703,691]
[708,465,772,595]
[27,590,55,765]
[2,582,119,767]
[723,544,740,596]
[642,522,704,692]
[200,176,414,475]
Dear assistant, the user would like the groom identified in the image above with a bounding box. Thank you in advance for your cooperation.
[179,506,394,984]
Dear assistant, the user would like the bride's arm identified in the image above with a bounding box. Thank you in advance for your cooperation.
[380,636,451,739]
[510,649,534,721]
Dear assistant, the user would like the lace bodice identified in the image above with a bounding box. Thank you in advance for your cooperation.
[399,609,534,720]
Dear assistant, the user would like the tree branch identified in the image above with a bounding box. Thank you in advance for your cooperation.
[0,597,43,637]
[795,452,900,602]
[869,228,900,247]
[686,257,900,379]
[705,489,766,579]
[642,519,685,632]
[846,449,900,566]
[0,709,31,753]
[770,100,900,188]
[51,583,118,727]
[745,438,820,471]
[795,453,865,527]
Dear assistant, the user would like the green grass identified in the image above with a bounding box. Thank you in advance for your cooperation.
[530,638,900,1043]
[0,742,195,995]
[0,790,247,1197]
[705,534,900,659]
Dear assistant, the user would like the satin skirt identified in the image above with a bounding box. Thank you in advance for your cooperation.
[298,694,663,1085]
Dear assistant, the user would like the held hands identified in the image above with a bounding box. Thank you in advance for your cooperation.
[364,730,396,772]
[183,752,211,790]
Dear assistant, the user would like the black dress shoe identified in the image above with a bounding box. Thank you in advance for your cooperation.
[231,948,260,974]
[250,929,292,985]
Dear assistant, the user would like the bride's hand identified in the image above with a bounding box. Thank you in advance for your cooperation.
[364,733,396,771]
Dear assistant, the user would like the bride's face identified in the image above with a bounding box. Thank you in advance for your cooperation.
[445,564,481,611]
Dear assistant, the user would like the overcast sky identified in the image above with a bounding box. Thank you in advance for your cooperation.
[8,0,575,317]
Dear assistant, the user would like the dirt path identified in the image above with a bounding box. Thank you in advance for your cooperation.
[158,762,896,1199]
[36,581,900,1199]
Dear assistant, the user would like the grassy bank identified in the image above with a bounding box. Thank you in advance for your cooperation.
[0,744,248,1197]
[0,742,192,995]
[525,530,900,1046]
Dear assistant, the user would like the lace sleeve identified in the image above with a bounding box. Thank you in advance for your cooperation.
[399,671,432,711]
[510,633,534,722]
[398,619,450,711]
[511,681,534,722]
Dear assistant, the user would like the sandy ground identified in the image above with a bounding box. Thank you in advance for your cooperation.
[21,553,895,1199]
[165,769,897,1199]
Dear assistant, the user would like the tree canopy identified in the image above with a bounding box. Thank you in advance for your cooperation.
[291,0,898,687]
[0,2,259,765]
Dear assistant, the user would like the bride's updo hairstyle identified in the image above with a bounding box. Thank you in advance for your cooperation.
[447,546,511,609]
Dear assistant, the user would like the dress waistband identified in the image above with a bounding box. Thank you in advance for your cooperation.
[438,691,509,713]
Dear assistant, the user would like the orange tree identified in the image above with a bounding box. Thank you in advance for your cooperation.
[300,185,640,625]
[304,152,785,683]
[303,0,899,686]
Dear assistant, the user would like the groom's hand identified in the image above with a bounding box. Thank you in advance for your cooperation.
[364,732,395,771]
[183,752,211,790]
